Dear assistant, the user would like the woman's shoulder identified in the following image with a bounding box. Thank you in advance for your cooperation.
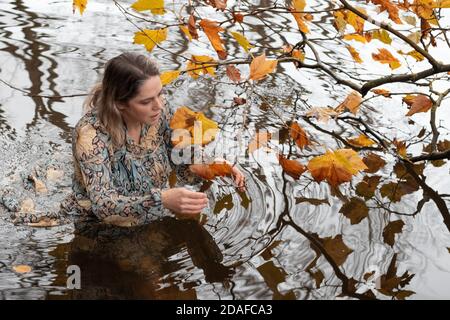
[75,108,107,137]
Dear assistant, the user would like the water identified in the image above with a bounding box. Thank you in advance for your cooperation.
[1,0,450,300]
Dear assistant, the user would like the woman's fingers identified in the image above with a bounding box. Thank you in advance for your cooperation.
[180,204,207,214]
[184,189,207,199]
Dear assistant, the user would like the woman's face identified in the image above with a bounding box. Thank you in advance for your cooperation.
[121,76,165,127]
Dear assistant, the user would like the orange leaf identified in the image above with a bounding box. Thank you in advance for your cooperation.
[393,139,407,157]
[199,19,227,59]
[346,45,363,63]
[188,14,199,40]
[73,0,87,15]
[371,88,391,97]
[186,55,217,79]
[13,265,32,273]
[290,122,310,149]
[307,149,368,187]
[226,65,242,83]
[369,0,402,24]
[189,162,233,180]
[335,91,362,115]
[290,0,309,33]
[347,134,376,147]
[249,53,278,81]
[248,131,272,154]
[404,95,433,116]
[306,107,339,123]
[278,154,306,180]
[372,48,401,70]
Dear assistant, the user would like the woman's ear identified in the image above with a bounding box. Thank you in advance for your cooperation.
[116,102,127,111]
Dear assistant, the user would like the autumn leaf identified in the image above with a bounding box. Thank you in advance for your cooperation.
[320,234,353,266]
[356,175,381,199]
[371,88,391,97]
[290,0,309,33]
[345,9,366,34]
[133,28,167,52]
[12,265,32,273]
[73,0,87,15]
[383,220,405,247]
[230,31,254,52]
[290,122,310,149]
[188,14,199,40]
[305,107,339,123]
[393,138,407,157]
[160,70,181,86]
[249,53,278,81]
[369,0,402,24]
[347,134,376,147]
[370,29,393,44]
[248,131,272,154]
[206,0,227,11]
[199,19,227,59]
[131,0,165,15]
[179,25,193,41]
[169,106,218,146]
[232,12,244,23]
[186,55,217,79]
[343,34,367,43]
[225,65,241,83]
[189,162,233,180]
[307,149,368,187]
[363,152,386,173]
[346,45,363,63]
[403,95,433,116]
[278,154,306,180]
[335,91,362,115]
[372,48,401,70]
[339,197,369,225]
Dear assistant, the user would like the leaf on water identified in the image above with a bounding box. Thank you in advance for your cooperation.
[370,29,393,44]
[199,19,227,59]
[289,122,310,149]
[248,131,272,154]
[372,48,401,70]
[369,0,402,24]
[393,138,407,158]
[320,234,353,266]
[213,193,234,214]
[307,149,368,187]
[339,197,369,225]
[346,45,363,63]
[289,0,309,33]
[188,14,199,40]
[205,0,227,10]
[169,106,218,146]
[305,107,339,123]
[237,189,251,209]
[12,265,32,273]
[225,65,242,83]
[311,269,325,288]
[186,55,217,79]
[131,0,165,14]
[363,153,387,173]
[277,154,306,180]
[73,0,87,15]
[371,88,391,97]
[189,162,233,180]
[230,31,254,53]
[133,28,167,52]
[260,240,283,260]
[347,134,376,147]
[383,220,405,247]
[356,175,381,199]
[295,197,330,206]
[257,260,296,300]
[343,34,367,43]
[160,70,181,86]
[335,91,362,115]
[403,95,433,116]
[249,53,278,81]
[179,25,193,41]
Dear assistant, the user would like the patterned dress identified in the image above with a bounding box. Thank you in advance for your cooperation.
[60,106,202,226]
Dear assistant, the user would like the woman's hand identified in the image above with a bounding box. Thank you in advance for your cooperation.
[161,187,208,215]
[213,158,246,191]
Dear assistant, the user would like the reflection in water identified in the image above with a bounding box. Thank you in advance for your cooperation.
[48,217,234,299]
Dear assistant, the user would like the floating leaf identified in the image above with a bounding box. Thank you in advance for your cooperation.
[12,265,32,273]
[321,235,353,266]
[343,34,367,43]
[131,0,165,14]
[133,28,167,52]
[335,91,362,115]
[372,48,401,70]
[290,0,309,33]
[403,95,433,116]
[307,149,368,187]
[225,65,241,83]
[383,220,405,247]
[290,122,310,149]
[169,106,218,146]
[179,25,192,41]
[278,154,306,180]
[346,45,363,63]
[363,153,386,173]
[249,53,278,81]
[230,31,254,52]
[189,162,233,180]
[347,134,376,147]
[188,14,199,40]
[199,19,227,59]
[371,88,391,97]
[186,55,217,79]
[369,0,402,24]
[356,175,381,199]
[305,107,339,123]
[160,70,181,86]
[295,197,330,206]
[213,193,234,214]
[339,197,369,224]
[73,0,87,15]
[370,29,393,44]
[248,131,272,154]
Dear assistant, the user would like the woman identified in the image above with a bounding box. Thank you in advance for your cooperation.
[62,52,245,226]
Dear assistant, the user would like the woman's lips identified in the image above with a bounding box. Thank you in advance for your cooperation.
[150,113,160,120]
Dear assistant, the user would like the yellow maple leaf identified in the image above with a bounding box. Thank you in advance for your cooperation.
[307,149,368,187]
[179,25,192,41]
[133,28,167,52]
[73,0,87,15]
[169,106,218,147]
[186,55,217,79]
[249,53,278,81]
[160,70,181,86]
[346,45,363,63]
[131,0,165,15]
[230,31,254,53]
[372,48,401,70]
[347,134,376,147]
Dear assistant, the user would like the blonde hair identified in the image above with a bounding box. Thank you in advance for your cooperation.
[84,52,160,148]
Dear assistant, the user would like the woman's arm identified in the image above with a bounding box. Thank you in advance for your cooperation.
[75,123,165,224]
